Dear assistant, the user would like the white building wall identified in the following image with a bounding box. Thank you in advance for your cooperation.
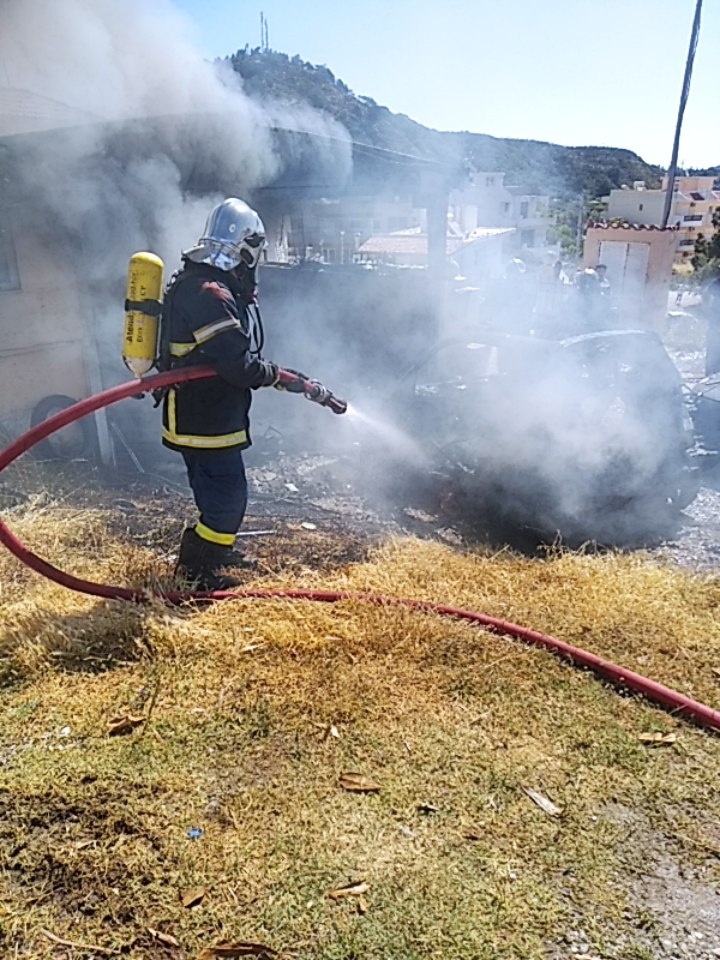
[450,173,550,252]
[606,190,667,226]
[606,177,718,263]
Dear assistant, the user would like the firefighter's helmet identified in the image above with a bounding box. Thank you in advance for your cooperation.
[183,198,266,271]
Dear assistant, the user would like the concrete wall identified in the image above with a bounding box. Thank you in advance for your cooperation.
[583,223,677,329]
[606,189,665,226]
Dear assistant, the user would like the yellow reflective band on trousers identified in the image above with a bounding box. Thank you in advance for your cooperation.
[163,388,248,450]
[195,522,235,546]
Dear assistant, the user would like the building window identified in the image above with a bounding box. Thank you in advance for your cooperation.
[0,215,20,291]
[639,203,644,211]
[503,202,510,214]
[520,201,529,219]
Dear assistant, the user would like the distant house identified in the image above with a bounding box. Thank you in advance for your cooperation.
[280,195,421,264]
[605,176,719,264]
[357,225,515,281]
[449,172,552,253]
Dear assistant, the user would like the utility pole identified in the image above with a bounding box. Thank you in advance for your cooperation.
[576,193,585,264]
[661,0,703,229]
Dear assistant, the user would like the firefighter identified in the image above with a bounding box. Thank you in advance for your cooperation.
[574,267,605,330]
[595,263,611,295]
[162,197,279,589]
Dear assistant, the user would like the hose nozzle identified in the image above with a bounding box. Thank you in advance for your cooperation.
[275,368,347,415]
[305,379,348,415]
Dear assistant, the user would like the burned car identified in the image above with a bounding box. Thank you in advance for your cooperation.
[401,328,700,544]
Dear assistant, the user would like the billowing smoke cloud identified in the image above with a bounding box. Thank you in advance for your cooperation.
[0,0,353,472]
[0,0,351,279]
[5,1,249,123]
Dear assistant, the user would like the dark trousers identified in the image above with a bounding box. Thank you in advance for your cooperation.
[181,448,248,541]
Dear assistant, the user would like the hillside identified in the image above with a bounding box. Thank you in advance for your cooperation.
[227,48,667,199]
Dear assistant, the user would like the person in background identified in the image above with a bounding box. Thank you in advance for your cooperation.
[161,197,280,590]
[595,263,611,295]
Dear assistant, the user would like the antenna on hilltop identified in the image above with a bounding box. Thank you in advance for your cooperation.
[260,11,270,52]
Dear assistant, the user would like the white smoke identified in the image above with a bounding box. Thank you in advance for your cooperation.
[0,0,355,474]
[0,1,692,545]
[4,1,240,120]
[0,0,351,270]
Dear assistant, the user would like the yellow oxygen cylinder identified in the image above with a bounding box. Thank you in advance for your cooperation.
[123,252,164,377]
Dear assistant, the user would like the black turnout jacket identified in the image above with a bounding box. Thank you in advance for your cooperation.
[161,261,274,453]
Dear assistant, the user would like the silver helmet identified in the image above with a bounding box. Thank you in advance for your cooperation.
[183,198,266,271]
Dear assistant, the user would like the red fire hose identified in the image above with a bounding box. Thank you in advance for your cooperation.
[0,367,718,733]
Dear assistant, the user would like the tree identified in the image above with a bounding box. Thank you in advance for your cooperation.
[692,232,709,271]
[708,208,720,262]
[690,211,720,280]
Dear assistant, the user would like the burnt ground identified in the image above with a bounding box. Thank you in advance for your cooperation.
[649,335,720,571]
[80,335,720,574]
[223,329,720,574]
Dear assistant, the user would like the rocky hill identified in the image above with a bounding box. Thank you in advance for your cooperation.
[228,48,672,199]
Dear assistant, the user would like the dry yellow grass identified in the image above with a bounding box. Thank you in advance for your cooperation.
[0,492,719,959]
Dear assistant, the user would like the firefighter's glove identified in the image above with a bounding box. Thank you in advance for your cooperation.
[258,361,280,387]
[274,368,308,394]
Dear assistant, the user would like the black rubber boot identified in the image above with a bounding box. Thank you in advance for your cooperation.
[224,544,259,571]
[176,528,253,590]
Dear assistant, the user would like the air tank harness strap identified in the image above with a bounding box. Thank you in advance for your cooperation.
[123,298,162,316]
[151,272,187,407]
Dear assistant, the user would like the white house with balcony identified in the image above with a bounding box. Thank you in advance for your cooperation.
[605,176,719,264]
[449,172,552,255]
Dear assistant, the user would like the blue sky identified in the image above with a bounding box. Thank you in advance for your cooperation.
[171,0,718,168]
